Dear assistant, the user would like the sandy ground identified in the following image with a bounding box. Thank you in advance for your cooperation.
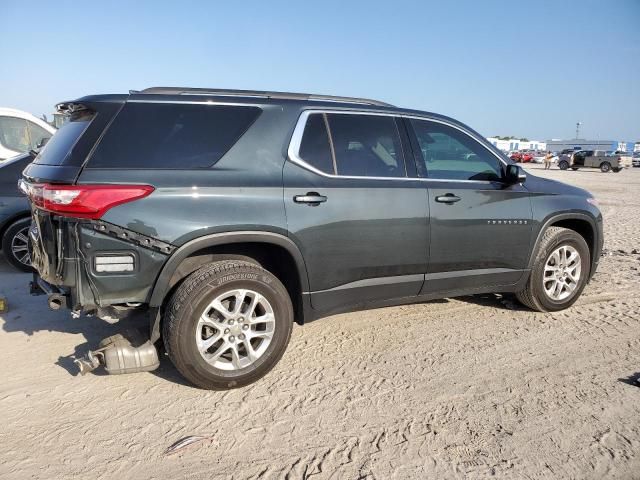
[1,164,639,479]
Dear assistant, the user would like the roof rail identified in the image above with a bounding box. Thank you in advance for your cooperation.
[136,87,394,107]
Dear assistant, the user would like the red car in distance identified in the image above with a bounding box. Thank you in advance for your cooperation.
[510,151,533,163]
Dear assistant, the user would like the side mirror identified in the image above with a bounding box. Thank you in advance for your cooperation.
[36,137,50,149]
[505,164,526,184]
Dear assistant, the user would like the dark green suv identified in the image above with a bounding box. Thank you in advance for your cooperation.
[22,87,603,389]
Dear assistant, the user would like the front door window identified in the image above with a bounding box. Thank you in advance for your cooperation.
[410,119,502,181]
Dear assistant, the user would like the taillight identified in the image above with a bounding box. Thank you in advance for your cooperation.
[26,184,154,219]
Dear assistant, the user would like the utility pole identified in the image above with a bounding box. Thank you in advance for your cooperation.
[575,122,582,139]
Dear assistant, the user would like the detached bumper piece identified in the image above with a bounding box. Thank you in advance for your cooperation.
[75,330,160,375]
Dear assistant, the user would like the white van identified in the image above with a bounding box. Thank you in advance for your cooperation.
[0,108,56,161]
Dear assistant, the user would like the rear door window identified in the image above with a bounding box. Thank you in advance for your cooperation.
[88,103,261,169]
[326,114,405,177]
[298,113,335,174]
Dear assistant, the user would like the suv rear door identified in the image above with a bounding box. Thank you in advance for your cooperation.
[284,111,429,314]
[405,117,533,294]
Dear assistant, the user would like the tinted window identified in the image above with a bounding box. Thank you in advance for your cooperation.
[27,122,52,149]
[298,113,334,174]
[0,116,30,153]
[327,114,405,177]
[89,103,261,169]
[410,119,502,181]
[35,111,94,165]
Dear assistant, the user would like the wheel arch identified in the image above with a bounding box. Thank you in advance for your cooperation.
[528,213,600,277]
[0,211,31,246]
[149,231,311,326]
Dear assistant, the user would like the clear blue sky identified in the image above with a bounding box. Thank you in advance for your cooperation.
[2,0,639,141]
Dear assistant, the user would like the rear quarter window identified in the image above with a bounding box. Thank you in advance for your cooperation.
[88,103,261,169]
[34,111,94,165]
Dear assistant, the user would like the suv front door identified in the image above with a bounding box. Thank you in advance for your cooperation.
[572,151,591,167]
[406,118,533,294]
[284,111,429,314]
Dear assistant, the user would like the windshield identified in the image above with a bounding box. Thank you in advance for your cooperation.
[34,111,94,166]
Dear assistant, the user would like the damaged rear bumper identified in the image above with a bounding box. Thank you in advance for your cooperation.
[29,209,174,314]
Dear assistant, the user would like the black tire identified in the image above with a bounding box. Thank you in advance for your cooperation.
[1,217,33,272]
[516,227,590,312]
[571,167,579,171]
[600,162,611,173]
[559,160,569,170]
[612,167,622,173]
[163,260,293,389]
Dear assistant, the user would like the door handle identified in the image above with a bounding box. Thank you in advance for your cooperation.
[294,192,327,206]
[435,193,461,204]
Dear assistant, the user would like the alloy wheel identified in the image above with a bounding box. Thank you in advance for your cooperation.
[10,226,31,267]
[542,245,581,301]
[195,289,275,371]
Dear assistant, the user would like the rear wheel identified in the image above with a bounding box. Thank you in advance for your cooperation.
[2,217,33,272]
[516,227,590,312]
[559,160,569,170]
[163,260,293,389]
[600,162,611,173]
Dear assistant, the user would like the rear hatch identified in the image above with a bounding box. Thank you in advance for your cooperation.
[22,95,126,184]
[22,96,126,285]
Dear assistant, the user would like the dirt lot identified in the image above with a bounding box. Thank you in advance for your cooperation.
[1,164,639,479]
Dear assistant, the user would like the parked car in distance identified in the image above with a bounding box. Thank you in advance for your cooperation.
[632,152,640,168]
[0,152,34,271]
[509,151,533,163]
[566,150,630,172]
[509,151,523,162]
[0,108,56,161]
[23,87,603,389]
[557,149,579,170]
[613,150,632,164]
[533,153,558,164]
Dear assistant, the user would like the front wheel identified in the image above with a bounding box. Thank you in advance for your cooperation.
[163,260,293,389]
[558,160,569,170]
[600,162,611,173]
[516,227,590,312]
[2,217,33,272]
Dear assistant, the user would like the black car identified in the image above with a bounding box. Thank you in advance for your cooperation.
[0,152,33,271]
[23,87,603,389]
